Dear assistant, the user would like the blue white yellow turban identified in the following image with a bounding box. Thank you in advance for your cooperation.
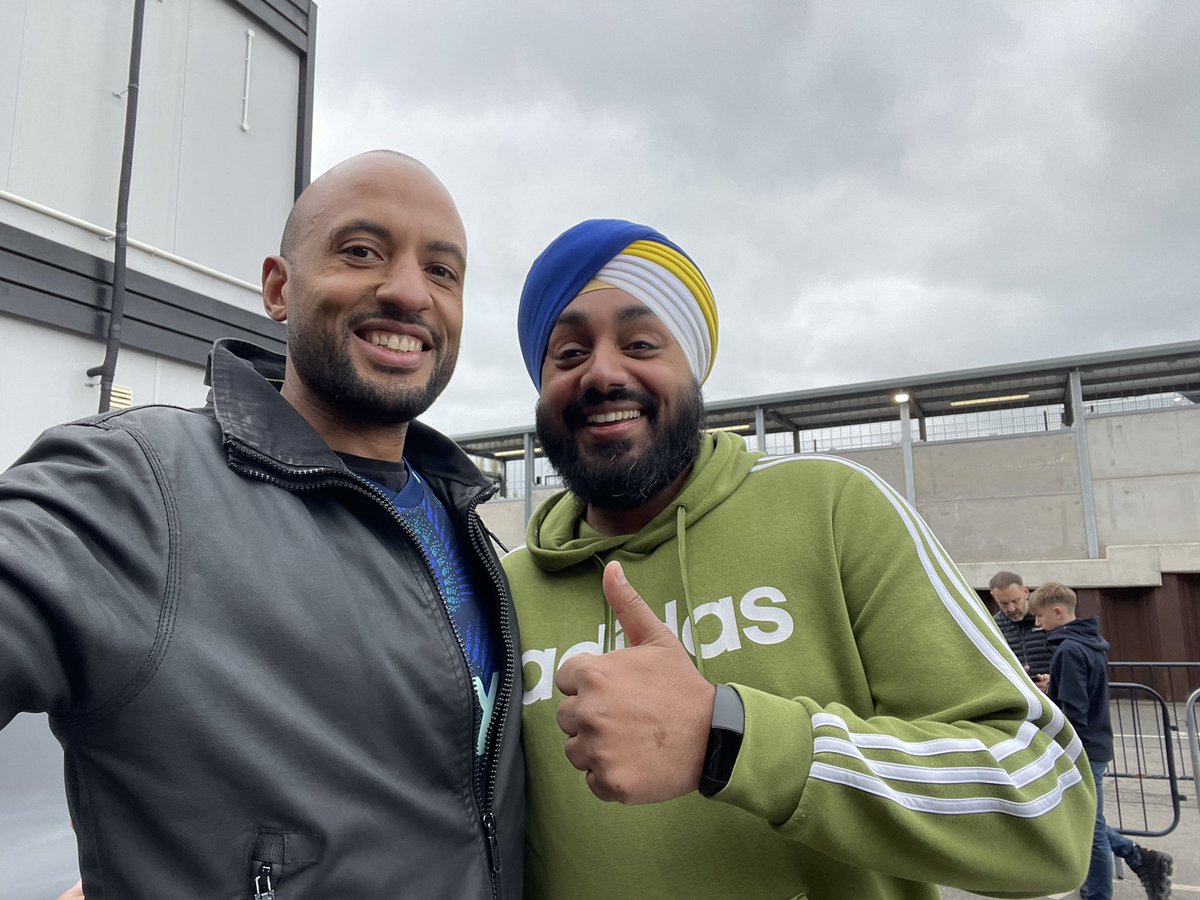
[517,219,718,390]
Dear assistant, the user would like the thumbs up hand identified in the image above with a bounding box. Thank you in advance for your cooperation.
[554,560,716,804]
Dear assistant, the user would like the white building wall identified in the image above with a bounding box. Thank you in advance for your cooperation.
[0,317,208,467]
[1,0,297,298]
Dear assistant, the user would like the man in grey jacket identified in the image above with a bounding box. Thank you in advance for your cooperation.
[2,151,523,899]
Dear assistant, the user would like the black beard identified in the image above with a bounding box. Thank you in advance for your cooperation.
[288,311,455,425]
[536,382,706,511]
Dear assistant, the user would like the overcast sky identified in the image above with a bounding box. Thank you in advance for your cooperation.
[309,1,1199,437]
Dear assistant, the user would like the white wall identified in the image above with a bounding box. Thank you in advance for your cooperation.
[0,316,207,467]
[0,0,298,299]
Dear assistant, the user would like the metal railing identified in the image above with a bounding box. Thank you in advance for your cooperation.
[1108,661,1199,783]
[1106,682,1184,837]
[1098,662,1200,838]
[1186,687,1200,818]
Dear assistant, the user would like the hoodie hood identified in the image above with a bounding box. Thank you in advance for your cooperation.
[524,430,759,573]
[1045,617,1110,654]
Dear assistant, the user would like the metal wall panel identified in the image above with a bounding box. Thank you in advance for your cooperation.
[0,222,285,366]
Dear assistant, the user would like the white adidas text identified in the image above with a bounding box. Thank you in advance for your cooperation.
[522,586,794,705]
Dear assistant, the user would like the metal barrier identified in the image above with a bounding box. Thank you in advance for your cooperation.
[1187,686,1200,818]
[1105,682,1184,836]
[1108,661,1199,782]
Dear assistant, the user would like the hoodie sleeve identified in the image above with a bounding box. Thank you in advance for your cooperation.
[713,468,1095,897]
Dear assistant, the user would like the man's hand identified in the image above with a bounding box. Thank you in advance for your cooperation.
[555,560,716,804]
[58,880,83,900]
[1034,673,1050,694]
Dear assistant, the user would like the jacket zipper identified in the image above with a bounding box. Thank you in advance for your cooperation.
[249,830,286,899]
[251,861,276,899]
[347,477,512,899]
[233,444,512,898]
[466,486,515,900]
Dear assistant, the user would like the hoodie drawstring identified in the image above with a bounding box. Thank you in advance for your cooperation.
[675,504,707,679]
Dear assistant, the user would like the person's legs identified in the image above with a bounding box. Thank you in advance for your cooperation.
[1106,824,1139,865]
[1083,760,1112,900]
[1098,769,1173,899]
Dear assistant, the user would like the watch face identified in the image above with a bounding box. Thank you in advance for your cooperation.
[699,728,743,797]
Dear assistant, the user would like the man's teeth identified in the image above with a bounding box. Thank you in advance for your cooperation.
[586,410,642,424]
[368,332,423,352]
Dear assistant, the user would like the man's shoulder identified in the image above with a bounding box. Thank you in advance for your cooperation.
[9,404,210,465]
[742,452,866,493]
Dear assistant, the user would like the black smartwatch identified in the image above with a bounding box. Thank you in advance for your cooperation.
[699,683,744,797]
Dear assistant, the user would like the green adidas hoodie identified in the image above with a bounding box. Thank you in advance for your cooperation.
[504,432,1094,899]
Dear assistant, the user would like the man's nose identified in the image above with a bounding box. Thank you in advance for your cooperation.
[580,341,629,394]
[376,257,432,309]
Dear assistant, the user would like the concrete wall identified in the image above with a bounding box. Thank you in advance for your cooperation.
[1090,408,1200,548]
[479,405,1200,588]
[913,431,1089,562]
[484,488,560,551]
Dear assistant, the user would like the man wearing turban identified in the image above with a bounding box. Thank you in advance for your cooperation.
[505,219,1095,899]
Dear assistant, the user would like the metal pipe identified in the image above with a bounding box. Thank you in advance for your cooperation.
[240,29,254,131]
[88,0,147,413]
[523,431,536,527]
[899,401,916,505]
[1,187,259,292]
[1186,687,1200,817]
[1068,368,1101,558]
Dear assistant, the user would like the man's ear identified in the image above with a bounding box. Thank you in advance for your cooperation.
[262,255,289,322]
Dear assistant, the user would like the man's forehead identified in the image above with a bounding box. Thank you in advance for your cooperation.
[552,291,661,328]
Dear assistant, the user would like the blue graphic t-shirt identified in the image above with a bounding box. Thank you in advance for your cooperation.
[340,454,499,773]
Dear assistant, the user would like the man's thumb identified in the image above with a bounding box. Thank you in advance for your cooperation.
[602,560,670,647]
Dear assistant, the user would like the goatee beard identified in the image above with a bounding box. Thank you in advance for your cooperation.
[536,382,706,511]
[289,311,455,425]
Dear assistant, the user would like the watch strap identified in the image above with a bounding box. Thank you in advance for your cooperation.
[699,684,744,797]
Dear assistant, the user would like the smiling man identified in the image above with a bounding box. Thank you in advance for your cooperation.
[0,151,523,898]
[504,218,1095,899]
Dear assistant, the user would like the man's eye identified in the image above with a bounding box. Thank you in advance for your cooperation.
[428,264,459,282]
[346,245,380,260]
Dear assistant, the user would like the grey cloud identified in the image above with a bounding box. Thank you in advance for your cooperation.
[311,1,1200,430]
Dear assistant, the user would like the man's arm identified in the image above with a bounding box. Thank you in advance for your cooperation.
[1046,643,1091,733]
[556,467,1094,895]
[0,421,171,727]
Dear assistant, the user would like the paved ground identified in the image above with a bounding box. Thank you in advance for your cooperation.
[941,773,1199,899]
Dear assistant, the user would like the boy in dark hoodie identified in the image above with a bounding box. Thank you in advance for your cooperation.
[1031,582,1173,900]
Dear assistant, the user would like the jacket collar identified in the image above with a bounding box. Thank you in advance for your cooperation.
[204,338,493,495]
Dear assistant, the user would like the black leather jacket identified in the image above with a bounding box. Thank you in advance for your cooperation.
[0,339,523,898]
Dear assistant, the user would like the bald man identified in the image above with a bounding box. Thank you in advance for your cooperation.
[0,152,523,898]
